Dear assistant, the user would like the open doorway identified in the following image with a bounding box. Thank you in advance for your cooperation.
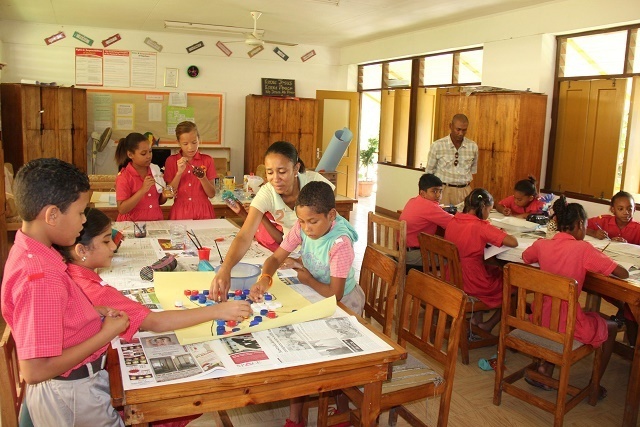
[358,91,381,198]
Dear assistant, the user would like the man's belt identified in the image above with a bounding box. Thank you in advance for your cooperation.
[443,183,469,188]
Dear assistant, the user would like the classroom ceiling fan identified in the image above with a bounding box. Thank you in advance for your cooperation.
[225,11,298,47]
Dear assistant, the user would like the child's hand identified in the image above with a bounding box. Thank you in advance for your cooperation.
[293,264,312,284]
[280,257,303,270]
[225,198,247,217]
[177,157,188,174]
[595,229,609,240]
[142,176,155,192]
[215,301,251,321]
[101,309,130,338]
[249,275,272,302]
[502,206,512,216]
[612,236,627,243]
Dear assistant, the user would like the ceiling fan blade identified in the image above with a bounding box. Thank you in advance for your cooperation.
[263,40,298,47]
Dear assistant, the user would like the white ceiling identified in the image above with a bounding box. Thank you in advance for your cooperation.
[0,0,557,48]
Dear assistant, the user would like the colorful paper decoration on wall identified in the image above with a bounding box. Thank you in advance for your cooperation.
[186,41,205,53]
[216,41,232,57]
[45,31,66,45]
[73,31,94,46]
[102,33,121,47]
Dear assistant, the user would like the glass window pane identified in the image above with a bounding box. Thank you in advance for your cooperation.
[423,54,453,86]
[387,60,412,87]
[459,50,483,83]
[563,31,627,77]
[362,64,382,90]
[632,30,640,74]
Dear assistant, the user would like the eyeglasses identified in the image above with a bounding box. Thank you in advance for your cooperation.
[454,151,459,167]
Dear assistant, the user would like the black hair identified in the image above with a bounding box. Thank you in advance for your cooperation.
[55,208,112,262]
[264,141,306,173]
[611,191,635,207]
[115,132,149,171]
[13,158,90,221]
[514,176,538,197]
[418,173,443,192]
[451,114,469,124]
[551,195,587,233]
[295,181,335,214]
[463,188,494,219]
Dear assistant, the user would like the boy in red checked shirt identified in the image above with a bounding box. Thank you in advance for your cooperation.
[1,158,129,426]
[399,173,453,267]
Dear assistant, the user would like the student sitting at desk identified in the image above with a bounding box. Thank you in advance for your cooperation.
[250,181,364,427]
[495,176,545,218]
[445,188,518,332]
[522,196,629,397]
[586,191,640,244]
[163,121,218,220]
[115,132,167,222]
[211,141,333,300]
[399,173,453,267]
[55,207,252,427]
[1,159,129,426]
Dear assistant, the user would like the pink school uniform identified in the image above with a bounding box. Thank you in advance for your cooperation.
[163,151,217,220]
[444,212,509,308]
[400,196,453,248]
[115,163,164,222]
[522,233,617,346]
[498,195,545,215]
[587,215,640,245]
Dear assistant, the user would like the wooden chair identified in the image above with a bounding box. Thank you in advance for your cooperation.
[320,269,466,427]
[359,245,401,336]
[418,232,499,365]
[367,212,407,312]
[1,325,26,427]
[493,263,602,427]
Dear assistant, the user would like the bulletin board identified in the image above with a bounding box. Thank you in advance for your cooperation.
[86,89,223,144]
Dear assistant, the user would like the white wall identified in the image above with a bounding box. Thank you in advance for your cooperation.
[0,21,344,179]
[339,0,640,213]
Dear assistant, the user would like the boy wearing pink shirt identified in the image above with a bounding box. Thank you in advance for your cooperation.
[400,173,453,266]
[1,158,129,426]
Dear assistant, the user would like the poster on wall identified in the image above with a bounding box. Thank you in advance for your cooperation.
[75,48,103,86]
[166,106,195,135]
[131,51,157,88]
[104,50,131,87]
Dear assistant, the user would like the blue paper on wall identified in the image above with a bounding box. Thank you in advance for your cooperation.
[315,127,353,172]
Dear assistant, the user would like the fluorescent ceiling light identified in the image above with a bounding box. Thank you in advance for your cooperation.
[164,20,264,36]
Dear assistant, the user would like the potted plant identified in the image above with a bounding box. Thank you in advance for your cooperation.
[358,137,378,197]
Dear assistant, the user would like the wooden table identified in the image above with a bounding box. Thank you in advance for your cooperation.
[91,192,358,221]
[108,311,405,427]
[583,272,640,427]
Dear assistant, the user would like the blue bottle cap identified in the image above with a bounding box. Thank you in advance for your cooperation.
[202,290,210,295]
[260,309,268,316]
[216,325,226,332]
[253,316,262,322]
[264,294,273,301]
[243,289,250,295]
[198,296,207,304]
[189,295,199,301]
[232,327,240,332]
[216,319,226,326]
[249,321,259,327]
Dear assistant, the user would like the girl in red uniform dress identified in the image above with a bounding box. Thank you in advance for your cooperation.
[163,121,217,220]
[495,176,545,218]
[444,188,518,332]
[522,196,628,396]
[115,133,166,222]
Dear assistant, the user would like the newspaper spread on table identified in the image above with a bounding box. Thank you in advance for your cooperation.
[114,313,394,390]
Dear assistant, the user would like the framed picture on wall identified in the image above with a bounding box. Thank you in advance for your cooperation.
[164,68,178,88]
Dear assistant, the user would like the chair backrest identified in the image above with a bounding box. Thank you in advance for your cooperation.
[367,212,406,274]
[359,245,400,336]
[418,232,464,290]
[398,269,466,370]
[0,325,25,427]
[503,263,579,348]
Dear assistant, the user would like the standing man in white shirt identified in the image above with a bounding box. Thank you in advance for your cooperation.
[426,114,478,205]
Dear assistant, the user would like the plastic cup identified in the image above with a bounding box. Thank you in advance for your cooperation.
[198,247,211,261]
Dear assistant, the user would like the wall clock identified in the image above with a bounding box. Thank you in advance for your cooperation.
[187,65,199,78]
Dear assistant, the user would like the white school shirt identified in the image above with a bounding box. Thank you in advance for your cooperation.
[250,170,334,235]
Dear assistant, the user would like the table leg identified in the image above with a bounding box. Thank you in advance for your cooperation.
[360,381,382,427]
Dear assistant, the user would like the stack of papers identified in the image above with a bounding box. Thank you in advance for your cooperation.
[489,217,539,233]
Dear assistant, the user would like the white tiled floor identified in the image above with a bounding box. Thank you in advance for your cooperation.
[349,192,376,278]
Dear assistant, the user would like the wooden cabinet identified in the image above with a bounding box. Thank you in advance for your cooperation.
[244,95,317,174]
[0,84,87,172]
[438,92,547,202]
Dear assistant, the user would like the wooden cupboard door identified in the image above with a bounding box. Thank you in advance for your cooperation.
[56,88,74,164]
[252,96,270,133]
[552,81,590,194]
[21,85,42,131]
[298,99,317,168]
[72,89,88,173]
[582,79,626,199]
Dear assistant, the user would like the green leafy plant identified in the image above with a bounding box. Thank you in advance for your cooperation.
[359,137,379,181]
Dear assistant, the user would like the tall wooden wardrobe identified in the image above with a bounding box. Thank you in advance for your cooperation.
[438,92,547,202]
[0,83,87,173]
[244,95,317,174]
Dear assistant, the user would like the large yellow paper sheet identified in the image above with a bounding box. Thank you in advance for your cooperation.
[154,271,337,345]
